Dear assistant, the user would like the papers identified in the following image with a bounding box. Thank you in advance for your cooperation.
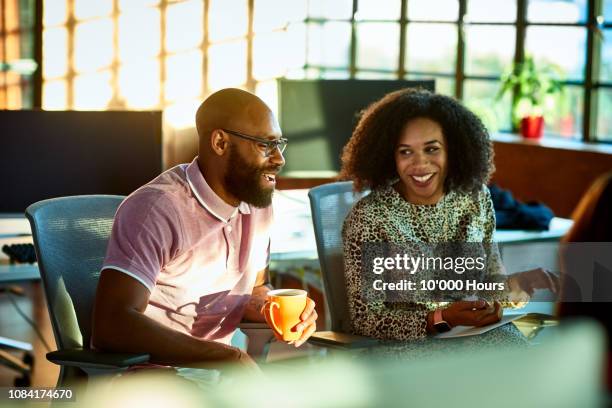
[175,367,221,390]
[435,313,526,339]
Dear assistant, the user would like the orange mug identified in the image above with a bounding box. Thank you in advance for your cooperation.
[263,289,307,342]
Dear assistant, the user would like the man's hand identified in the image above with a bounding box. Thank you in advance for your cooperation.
[291,297,318,347]
[262,297,318,347]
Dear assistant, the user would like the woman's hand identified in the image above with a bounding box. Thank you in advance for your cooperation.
[442,300,502,327]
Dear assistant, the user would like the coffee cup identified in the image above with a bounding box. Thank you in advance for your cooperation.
[263,289,307,342]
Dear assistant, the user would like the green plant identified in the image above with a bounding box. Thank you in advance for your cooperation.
[497,55,566,128]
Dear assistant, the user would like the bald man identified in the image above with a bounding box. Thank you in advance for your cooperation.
[92,89,317,370]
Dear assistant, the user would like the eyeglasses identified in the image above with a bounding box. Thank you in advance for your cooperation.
[222,128,288,158]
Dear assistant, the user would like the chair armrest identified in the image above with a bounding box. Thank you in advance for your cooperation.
[238,322,270,330]
[307,331,379,349]
[47,348,150,370]
[237,322,274,358]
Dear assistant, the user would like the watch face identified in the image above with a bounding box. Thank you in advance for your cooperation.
[434,321,452,333]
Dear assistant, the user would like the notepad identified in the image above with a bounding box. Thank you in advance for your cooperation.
[435,313,526,339]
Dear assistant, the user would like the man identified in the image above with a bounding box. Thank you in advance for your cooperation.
[92,88,317,369]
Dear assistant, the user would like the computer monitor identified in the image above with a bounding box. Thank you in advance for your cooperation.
[278,79,435,175]
[0,110,162,214]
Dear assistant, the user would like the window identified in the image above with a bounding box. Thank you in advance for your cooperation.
[0,0,38,109]
[302,0,611,142]
[40,0,306,127]
[597,0,612,140]
[1,0,606,141]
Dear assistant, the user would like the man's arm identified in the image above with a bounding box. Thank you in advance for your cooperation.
[92,269,243,367]
[242,267,272,322]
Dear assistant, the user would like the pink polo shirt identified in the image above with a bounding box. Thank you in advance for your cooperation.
[101,157,272,345]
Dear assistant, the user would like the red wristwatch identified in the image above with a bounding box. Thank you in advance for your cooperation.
[433,308,452,333]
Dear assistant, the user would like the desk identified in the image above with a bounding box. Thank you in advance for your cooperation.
[0,231,39,283]
[0,264,39,283]
[264,313,560,365]
[494,217,573,244]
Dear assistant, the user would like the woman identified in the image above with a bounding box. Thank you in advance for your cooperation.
[340,88,556,341]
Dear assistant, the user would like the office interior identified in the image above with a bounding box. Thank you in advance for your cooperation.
[1,0,612,405]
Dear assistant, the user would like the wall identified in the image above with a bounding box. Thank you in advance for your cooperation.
[490,138,612,218]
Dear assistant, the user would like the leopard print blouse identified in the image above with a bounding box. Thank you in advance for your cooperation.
[342,183,504,341]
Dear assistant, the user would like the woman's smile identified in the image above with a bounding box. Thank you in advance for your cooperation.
[410,172,436,185]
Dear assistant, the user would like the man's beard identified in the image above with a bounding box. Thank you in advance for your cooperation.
[224,145,277,208]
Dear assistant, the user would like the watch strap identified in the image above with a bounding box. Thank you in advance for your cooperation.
[433,308,445,325]
[433,308,452,333]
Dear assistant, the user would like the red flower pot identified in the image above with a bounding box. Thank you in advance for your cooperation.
[520,115,544,139]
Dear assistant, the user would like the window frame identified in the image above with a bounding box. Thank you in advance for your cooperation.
[10,0,609,141]
[303,0,610,143]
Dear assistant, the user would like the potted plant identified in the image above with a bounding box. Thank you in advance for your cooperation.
[497,56,565,139]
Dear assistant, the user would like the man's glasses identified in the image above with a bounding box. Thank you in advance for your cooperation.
[222,128,288,158]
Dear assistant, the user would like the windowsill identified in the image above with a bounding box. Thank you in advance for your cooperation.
[492,132,612,155]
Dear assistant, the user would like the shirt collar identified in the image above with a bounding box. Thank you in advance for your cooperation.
[185,157,251,222]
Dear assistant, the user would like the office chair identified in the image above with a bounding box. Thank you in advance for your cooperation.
[25,195,273,386]
[307,181,377,348]
[25,195,150,386]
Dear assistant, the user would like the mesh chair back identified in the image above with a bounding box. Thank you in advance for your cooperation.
[25,195,124,350]
[308,182,369,332]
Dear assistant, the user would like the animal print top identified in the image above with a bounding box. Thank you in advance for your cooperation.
[342,183,507,341]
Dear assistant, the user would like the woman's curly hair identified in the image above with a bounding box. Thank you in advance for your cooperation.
[339,88,494,194]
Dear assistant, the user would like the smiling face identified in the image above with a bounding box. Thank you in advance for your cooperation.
[394,117,447,205]
[223,107,285,208]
